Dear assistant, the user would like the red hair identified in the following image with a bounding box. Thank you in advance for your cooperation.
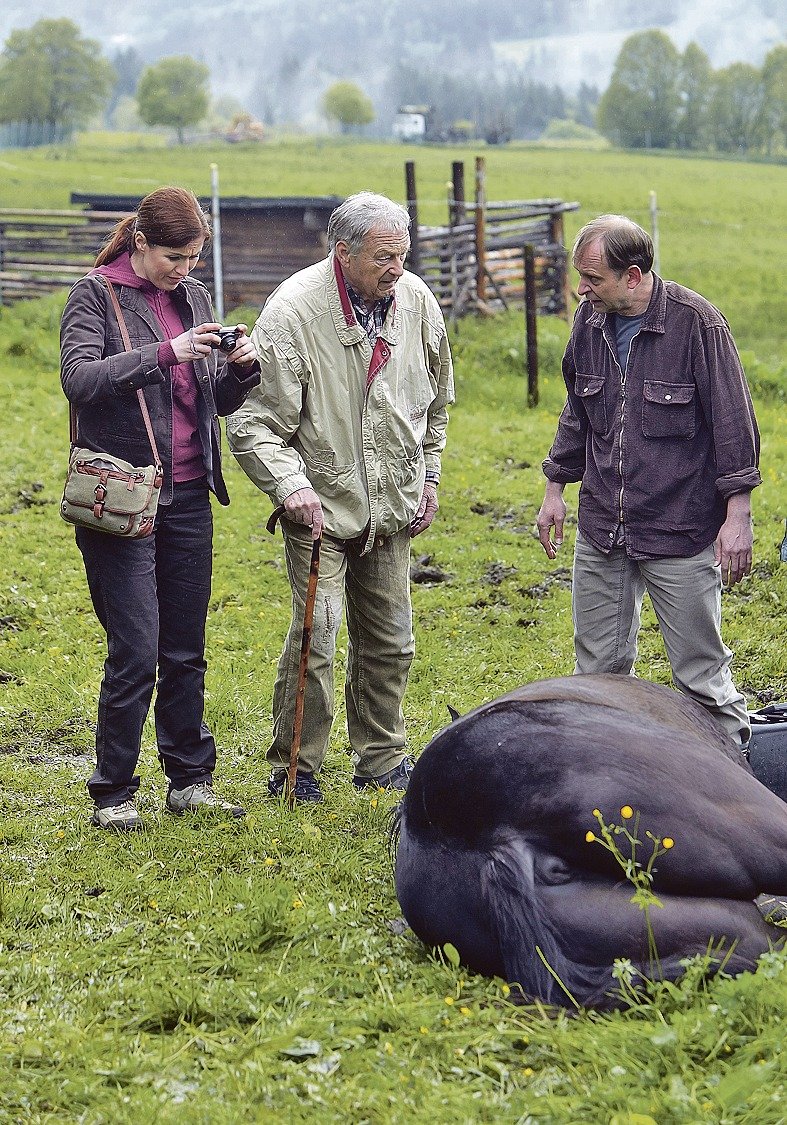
[95,186,211,266]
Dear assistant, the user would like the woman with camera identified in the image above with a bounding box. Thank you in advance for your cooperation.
[61,186,260,830]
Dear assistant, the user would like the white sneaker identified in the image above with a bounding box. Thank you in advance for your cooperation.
[166,781,245,818]
[91,800,142,831]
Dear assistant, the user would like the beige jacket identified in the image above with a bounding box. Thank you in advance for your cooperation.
[227,255,454,551]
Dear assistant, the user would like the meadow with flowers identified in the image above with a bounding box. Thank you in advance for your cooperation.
[0,137,785,1121]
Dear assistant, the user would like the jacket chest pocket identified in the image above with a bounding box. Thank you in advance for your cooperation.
[642,381,696,439]
[574,373,608,432]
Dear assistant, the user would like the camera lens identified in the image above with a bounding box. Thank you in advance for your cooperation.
[217,328,238,353]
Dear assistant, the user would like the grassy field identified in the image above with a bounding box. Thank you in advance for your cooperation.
[0,133,785,364]
[0,139,786,1122]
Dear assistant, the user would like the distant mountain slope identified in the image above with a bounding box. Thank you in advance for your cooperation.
[0,0,782,124]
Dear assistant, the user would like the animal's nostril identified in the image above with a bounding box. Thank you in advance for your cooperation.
[537,856,572,885]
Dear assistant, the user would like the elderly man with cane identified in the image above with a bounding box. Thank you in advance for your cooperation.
[228,192,454,803]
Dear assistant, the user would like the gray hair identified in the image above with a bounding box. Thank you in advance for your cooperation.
[573,214,654,275]
[327,191,410,253]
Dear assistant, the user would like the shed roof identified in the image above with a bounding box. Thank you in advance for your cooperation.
[69,193,344,213]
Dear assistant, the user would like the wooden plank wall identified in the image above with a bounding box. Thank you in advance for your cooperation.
[0,206,329,310]
[197,209,330,311]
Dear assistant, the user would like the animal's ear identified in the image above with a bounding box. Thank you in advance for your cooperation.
[447,704,461,722]
[481,838,580,1010]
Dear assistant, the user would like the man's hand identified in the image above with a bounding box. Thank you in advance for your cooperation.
[715,492,753,587]
[536,481,567,559]
[410,483,439,538]
[283,487,324,540]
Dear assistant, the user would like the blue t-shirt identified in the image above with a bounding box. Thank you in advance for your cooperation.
[613,312,644,373]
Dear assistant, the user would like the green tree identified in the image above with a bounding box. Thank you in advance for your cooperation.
[760,44,787,155]
[708,63,766,153]
[677,42,712,150]
[136,56,210,143]
[322,81,374,133]
[0,19,114,132]
[597,29,681,149]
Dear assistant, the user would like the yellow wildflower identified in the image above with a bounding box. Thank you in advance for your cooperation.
[419,1026,429,1035]
[459,1006,471,1016]
[586,831,596,842]
[620,805,634,819]
[663,837,674,849]
[444,996,455,1005]
[292,899,303,909]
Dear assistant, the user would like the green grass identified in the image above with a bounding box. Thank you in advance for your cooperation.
[0,141,786,1121]
[0,135,784,362]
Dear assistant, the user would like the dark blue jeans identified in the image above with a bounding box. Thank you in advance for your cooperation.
[76,480,216,807]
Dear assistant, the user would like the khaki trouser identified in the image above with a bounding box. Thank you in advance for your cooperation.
[268,522,414,778]
[572,534,751,747]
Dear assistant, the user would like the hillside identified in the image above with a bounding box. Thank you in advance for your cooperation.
[0,0,782,127]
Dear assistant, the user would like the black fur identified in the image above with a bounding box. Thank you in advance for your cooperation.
[395,675,787,1010]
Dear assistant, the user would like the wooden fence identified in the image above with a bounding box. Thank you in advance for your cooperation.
[0,164,579,321]
[0,208,126,303]
[416,210,574,320]
[407,159,579,321]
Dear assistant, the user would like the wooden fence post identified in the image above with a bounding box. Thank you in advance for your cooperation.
[524,244,538,408]
[450,161,465,227]
[405,161,420,275]
[210,163,225,322]
[650,190,660,275]
[474,156,486,305]
[550,208,572,321]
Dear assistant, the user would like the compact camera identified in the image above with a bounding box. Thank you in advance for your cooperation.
[213,326,239,353]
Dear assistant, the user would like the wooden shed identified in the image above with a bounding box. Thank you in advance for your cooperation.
[69,193,344,310]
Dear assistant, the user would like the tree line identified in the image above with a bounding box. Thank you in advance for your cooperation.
[597,30,786,155]
[0,18,783,156]
[0,20,212,144]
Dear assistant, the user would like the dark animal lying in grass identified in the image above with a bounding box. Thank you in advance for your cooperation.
[394,675,787,1010]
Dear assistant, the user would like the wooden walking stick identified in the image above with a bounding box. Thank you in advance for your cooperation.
[267,505,323,806]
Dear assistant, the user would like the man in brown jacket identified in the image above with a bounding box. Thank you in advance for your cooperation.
[537,214,760,750]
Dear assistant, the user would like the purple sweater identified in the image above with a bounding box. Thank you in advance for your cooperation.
[96,253,204,482]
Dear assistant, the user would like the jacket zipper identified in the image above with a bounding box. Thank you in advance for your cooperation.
[607,327,642,538]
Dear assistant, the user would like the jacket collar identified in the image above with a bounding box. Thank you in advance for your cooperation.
[91,266,196,344]
[585,273,667,335]
[329,254,400,348]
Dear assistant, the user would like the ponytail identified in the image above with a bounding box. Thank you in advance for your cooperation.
[94,214,136,267]
[94,187,211,267]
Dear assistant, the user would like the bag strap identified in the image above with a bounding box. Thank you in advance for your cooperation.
[102,277,163,468]
[68,275,163,469]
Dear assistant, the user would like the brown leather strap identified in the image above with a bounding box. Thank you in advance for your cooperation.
[266,504,286,534]
[101,276,163,469]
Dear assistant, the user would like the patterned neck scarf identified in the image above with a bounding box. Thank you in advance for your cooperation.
[345,285,393,347]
